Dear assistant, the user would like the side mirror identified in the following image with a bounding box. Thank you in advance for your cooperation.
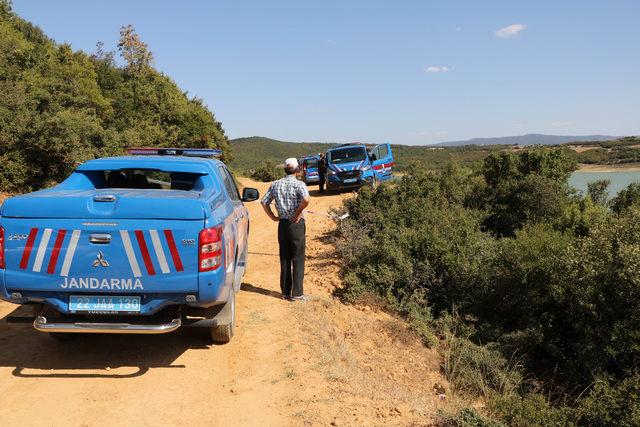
[242,187,260,202]
[370,154,377,161]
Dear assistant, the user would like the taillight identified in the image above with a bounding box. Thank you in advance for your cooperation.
[0,226,4,269]
[199,226,223,272]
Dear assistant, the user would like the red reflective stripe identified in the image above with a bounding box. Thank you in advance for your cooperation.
[164,230,184,272]
[46,229,67,274]
[135,230,156,275]
[19,228,38,270]
[373,162,394,171]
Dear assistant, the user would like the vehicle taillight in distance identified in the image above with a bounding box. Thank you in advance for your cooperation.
[199,225,223,271]
[0,226,4,269]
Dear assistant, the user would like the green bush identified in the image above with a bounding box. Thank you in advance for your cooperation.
[489,394,575,427]
[338,148,640,424]
[0,3,229,193]
[249,160,282,182]
[575,375,640,426]
[610,182,640,213]
[439,408,504,427]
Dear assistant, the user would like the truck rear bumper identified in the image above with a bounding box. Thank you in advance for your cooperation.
[33,315,182,334]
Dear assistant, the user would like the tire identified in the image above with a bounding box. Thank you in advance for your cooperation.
[210,290,235,343]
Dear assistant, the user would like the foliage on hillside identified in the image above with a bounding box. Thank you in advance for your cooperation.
[338,148,640,425]
[570,136,640,165]
[249,160,283,182]
[230,136,506,172]
[231,136,640,177]
[229,137,334,170]
[0,1,229,193]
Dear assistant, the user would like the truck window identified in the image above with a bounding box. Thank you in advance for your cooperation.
[218,166,240,201]
[305,158,319,168]
[328,147,367,164]
[100,169,200,190]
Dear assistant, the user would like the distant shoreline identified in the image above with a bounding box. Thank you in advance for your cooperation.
[577,163,640,173]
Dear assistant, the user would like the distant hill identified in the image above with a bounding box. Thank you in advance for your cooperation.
[229,135,637,173]
[229,137,337,169]
[435,134,618,147]
[229,136,505,171]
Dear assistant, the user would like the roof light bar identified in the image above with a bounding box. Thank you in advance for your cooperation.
[126,147,223,158]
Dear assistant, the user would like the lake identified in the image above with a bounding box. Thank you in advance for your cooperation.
[569,171,640,196]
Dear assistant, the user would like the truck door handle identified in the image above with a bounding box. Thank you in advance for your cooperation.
[94,195,116,202]
[90,233,112,244]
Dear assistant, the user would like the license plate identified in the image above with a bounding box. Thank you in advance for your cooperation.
[69,295,141,313]
[343,178,358,183]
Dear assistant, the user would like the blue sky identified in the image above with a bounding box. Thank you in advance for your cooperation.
[12,0,640,144]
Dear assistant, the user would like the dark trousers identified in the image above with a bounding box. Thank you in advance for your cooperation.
[319,172,325,192]
[278,219,306,297]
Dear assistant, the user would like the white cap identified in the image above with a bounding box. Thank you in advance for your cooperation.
[284,158,299,169]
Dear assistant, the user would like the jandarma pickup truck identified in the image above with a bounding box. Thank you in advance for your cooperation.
[0,148,259,343]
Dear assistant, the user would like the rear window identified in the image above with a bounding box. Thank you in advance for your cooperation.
[98,169,201,190]
[305,159,319,168]
[328,147,367,164]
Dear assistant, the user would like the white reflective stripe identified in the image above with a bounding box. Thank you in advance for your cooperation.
[120,230,142,278]
[32,228,52,272]
[149,229,170,274]
[60,230,80,277]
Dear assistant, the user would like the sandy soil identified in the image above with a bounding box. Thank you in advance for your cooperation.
[577,163,640,172]
[0,179,452,426]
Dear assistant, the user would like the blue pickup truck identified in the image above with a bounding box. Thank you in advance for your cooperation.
[0,148,259,343]
[325,143,394,191]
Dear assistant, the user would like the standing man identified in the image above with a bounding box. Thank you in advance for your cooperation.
[318,153,327,193]
[261,158,310,301]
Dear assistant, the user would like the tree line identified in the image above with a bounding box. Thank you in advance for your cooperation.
[0,0,229,193]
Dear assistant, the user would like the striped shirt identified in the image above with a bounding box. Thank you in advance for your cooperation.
[261,175,310,220]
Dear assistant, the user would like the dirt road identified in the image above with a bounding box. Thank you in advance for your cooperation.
[0,180,451,426]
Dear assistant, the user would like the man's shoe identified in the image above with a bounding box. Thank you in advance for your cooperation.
[289,295,308,302]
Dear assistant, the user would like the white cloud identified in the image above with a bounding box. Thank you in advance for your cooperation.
[494,24,527,38]
[425,66,450,73]
[552,121,573,128]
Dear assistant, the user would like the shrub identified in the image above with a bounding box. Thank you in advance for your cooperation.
[489,394,575,427]
[610,182,640,213]
[440,328,522,397]
[249,160,282,182]
[575,375,640,426]
[338,151,640,424]
[439,408,504,427]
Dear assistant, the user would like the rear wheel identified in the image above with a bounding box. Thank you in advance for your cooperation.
[210,290,235,343]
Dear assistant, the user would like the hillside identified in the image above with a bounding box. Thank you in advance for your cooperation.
[435,133,618,147]
[230,136,508,171]
[229,137,336,169]
[231,135,640,173]
[0,2,228,193]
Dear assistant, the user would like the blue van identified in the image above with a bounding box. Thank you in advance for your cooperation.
[325,143,394,191]
[301,155,321,185]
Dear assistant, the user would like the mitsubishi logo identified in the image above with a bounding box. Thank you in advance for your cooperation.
[92,251,110,267]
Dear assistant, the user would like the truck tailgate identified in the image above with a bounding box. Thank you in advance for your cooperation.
[2,218,202,294]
